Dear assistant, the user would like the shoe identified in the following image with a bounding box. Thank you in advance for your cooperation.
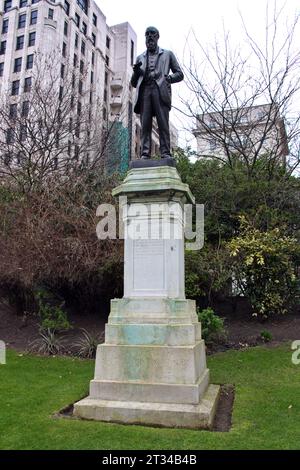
[141,155,151,160]
[161,155,173,159]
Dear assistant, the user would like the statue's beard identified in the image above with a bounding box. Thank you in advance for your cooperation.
[147,40,157,52]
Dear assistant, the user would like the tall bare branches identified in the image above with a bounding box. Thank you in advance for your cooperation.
[0,50,129,192]
[181,3,300,177]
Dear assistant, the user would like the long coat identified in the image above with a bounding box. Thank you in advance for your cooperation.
[131,48,184,114]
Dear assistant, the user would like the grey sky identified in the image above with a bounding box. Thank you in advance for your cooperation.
[95,0,300,148]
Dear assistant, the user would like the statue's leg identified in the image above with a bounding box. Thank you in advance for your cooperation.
[153,87,171,158]
[140,86,153,158]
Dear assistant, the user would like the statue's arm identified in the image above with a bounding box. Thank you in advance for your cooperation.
[167,52,184,84]
[131,56,143,88]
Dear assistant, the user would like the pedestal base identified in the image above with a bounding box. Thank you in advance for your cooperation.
[74,384,220,429]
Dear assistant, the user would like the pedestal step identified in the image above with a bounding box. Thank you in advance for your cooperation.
[90,369,210,405]
[105,322,201,346]
[94,340,207,384]
[74,384,220,429]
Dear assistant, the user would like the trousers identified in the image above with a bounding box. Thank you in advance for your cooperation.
[140,82,171,158]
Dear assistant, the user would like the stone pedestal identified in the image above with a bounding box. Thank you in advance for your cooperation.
[74,164,220,429]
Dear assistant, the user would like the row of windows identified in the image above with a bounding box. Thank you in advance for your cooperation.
[9,100,29,119]
[0,32,35,54]
[17,10,38,28]
[13,54,34,72]
[4,0,39,12]
[64,0,97,25]
[11,76,31,95]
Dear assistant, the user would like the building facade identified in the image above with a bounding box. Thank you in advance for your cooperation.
[193,104,289,163]
[0,1,179,171]
[0,0,139,170]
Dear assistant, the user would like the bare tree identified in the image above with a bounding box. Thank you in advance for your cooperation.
[180,2,300,177]
[0,50,131,191]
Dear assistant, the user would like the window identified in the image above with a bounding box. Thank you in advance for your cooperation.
[64,21,68,36]
[131,40,134,66]
[59,86,63,101]
[92,33,96,46]
[48,9,54,19]
[6,128,14,145]
[64,0,70,15]
[26,54,34,70]
[10,104,18,119]
[106,36,110,49]
[103,107,107,121]
[61,63,65,78]
[78,80,83,94]
[77,101,81,116]
[19,0,27,7]
[105,55,109,66]
[62,42,67,57]
[28,32,36,47]
[75,33,78,48]
[80,60,84,73]
[20,125,27,142]
[4,0,12,13]
[73,53,77,66]
[30,11,38,25]
[2,19,9,34]
[24,76,32,92]
[91,51,95,66]
[82,22,87,35]
[75,13,80,27]
[105,71,108,85]
[74,145,79,159]
[68,140,71,156]
[14,57,22,73]
[31,0,40,3]
[0,62,4,77]
[89,91,92,104]
[76,0,88,15]
[72,73,75,88]
[81,40,85,55]
[22,101,29,117]
[90,71,93,84]
[0,41,6,55]
[11,80,20,96]
[18,14,26,29]
[103,88,107,102]
[209,139,217,151]
[16,35,24,50]
[75,121,80,137]
[92,13,97,26]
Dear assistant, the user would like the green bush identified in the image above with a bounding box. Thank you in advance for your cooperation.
[36,289,71,332]
[197,307,226,343]
[228,217,299,318]
[260,330,273,342]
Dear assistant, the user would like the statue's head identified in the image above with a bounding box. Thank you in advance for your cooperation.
[145,26,159,52]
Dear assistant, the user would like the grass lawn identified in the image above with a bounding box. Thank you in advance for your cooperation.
[0,344,299,450]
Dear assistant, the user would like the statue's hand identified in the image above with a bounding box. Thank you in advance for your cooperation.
[133,61,142,74]
[165,75,172,83]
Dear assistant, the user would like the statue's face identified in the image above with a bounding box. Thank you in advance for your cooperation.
[145,28,159,52]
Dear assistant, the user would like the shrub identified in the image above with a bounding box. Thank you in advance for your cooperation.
[30,329,65,355]
[260,330,273,342]
[197,307,226,343]
[228,217,299,318]
[35,289,71,332]
[73,328,104,358]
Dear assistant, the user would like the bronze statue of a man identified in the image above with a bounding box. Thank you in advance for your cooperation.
[131,26,184,160]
